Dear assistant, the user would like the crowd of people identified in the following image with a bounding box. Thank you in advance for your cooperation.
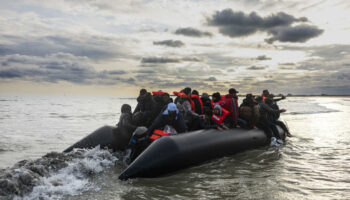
[117,87,291,149]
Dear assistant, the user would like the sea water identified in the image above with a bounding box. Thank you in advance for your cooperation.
[0,94,349,199]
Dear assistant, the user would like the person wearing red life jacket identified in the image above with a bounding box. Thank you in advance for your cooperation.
[212,104,230,130]
[221,88,239,128]
[211,92,222,108]
[190,90,204,115]
[262,89,269,100]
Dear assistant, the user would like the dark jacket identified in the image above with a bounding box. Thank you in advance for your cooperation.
[115,104,137,150]
[258,103,280,121]
[148,106,187,134]
[133,92,157,125]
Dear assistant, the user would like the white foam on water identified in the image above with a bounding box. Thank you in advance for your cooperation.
[283,99,339,115]
[14,146,118,200]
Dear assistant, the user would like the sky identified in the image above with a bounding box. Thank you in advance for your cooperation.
[0,0,350,96]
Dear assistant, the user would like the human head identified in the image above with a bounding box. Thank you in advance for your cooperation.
[263,89,269,95]
[121,104,132,114]
[192,90,199,95]
[139,88,147,97]
[255,96,263,103]
[183,87,192,96]
[212,92,221,102]
[202,93,209,99]
[213,104,222,115]
[162,93,170,103]
[246,93,253,99]
[163,102,178,120]
[229,88,239,95]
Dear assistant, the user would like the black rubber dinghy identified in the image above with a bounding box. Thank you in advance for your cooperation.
[119,127,284,180]
[63,126,131,153]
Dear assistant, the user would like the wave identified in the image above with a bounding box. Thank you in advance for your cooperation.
[0,146,117,200]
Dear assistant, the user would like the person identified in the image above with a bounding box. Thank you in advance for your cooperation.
[115,104,138,150]
[211,92,222,105]
[201,93,212,111]
[261,89,270,100]
[152,90,167,118]
[133,89,156,126]
[190,90,204,115]
[175,92,202,131]
[211,104,231,130]
[147,102,187,134]
[221,88,239,128]
[239,94,260,129]
[265,96,292,137]
[255,96,286,146]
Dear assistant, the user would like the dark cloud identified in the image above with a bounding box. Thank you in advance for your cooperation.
[153,40,185,47]
[175,27,213,37]
[0,34,137,61]
[0,53,133,85]
[247,65,268,70]
[265,25,323,43]
[207,9,322,43]
[141,56,203,65]
[206,77,217,81]
[141,57,181,64]
[256,55,271,60]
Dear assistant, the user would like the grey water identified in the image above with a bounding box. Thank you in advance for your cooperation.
[0,94,349,199]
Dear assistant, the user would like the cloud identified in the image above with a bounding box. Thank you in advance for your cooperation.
[265,25,324,43]
[247,65,268,70]
[0,53,133,85]
[0,34,137,61]
[153,40,185,47]
[256,55,271,60]
[175,27,213,37]
[206,76,217,81]
[141,57,181,64]
[207,9,322,43]
[140,56,203,64]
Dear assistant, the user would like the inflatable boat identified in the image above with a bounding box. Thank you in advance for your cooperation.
[63,125,285,180]
[118,127,284,180]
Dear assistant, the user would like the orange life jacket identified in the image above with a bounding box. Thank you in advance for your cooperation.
[262,94,267,100]
[150,129,171,141]
[211,107,230,125]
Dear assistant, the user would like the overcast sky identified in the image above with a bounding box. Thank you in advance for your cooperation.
[1,0,350,96]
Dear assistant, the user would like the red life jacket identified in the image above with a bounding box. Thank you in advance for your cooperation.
[262,94,267,100]
[190,94,204,114]
[152,91,165,96]
[150,129,171,141]
[211,107,230,125]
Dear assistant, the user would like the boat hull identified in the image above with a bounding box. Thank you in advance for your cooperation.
[119,127,284,180]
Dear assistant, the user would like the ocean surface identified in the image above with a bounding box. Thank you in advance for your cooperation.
[0,94,349,199]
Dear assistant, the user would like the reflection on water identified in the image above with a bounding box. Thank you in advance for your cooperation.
[0,95,349,199]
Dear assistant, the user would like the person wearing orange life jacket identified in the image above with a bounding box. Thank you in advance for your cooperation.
[190,90,204,115]
[212,104,231,130]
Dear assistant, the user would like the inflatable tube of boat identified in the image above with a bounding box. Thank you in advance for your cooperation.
[119,127,284,180]
[63,126,129,153]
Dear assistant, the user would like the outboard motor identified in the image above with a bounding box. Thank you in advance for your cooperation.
[124,126,149,164]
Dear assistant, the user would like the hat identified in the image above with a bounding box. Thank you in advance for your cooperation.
[229,88,239,94]
[192,90,199,95]
[163,103,179,115]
